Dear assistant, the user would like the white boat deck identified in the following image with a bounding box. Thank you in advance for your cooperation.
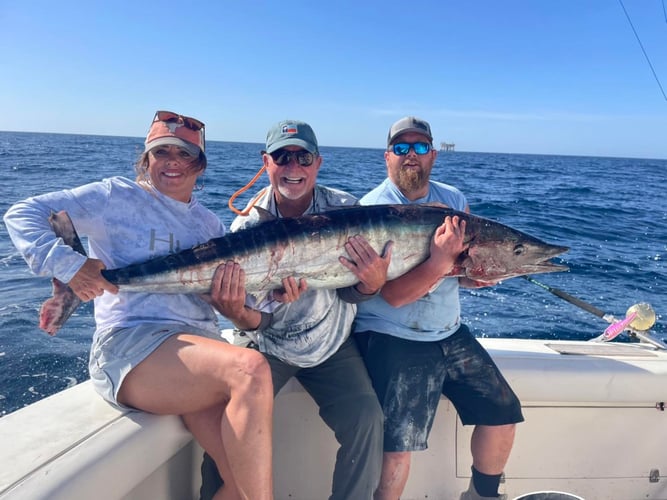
[2,338,667,499]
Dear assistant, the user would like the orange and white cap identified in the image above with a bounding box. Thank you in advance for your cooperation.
[144,110,205,157]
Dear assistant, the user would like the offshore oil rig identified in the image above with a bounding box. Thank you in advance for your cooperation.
[440,141,455,151]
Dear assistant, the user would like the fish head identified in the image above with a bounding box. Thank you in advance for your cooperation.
[458,218,569,281]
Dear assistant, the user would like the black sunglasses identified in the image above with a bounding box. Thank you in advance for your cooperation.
[268,149,316,167]
[153,110,205,132]
[390,142,432,156]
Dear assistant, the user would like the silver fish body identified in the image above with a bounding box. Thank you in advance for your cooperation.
[42,205,568,334]
[102,204,569,293]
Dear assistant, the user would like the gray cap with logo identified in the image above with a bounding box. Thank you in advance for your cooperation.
[265,120,319,154]
[387,116,433,146]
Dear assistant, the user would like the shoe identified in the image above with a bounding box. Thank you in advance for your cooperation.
[460,478,507,500]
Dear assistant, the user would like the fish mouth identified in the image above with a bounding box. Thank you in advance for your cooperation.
[465,259,570,281]
[545,244,570,259]
[509,243,570,278]
[461,243,570,281]
[515,260,569,276]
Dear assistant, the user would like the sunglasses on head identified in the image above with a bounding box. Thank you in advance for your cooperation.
[153,110,205,132]
[390,142,432,156]
[269,149,316,166]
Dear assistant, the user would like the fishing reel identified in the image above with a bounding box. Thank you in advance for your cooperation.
[595,302,662,348]
[521,276,663,349]
[626,302,657,331]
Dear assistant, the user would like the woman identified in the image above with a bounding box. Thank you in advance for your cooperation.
[3,111,274,500]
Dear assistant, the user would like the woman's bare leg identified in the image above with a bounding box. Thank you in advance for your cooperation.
[118,334,274,500]
[183,405,241,499]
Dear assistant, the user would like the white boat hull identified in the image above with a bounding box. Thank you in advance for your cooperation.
[2,338,667,500]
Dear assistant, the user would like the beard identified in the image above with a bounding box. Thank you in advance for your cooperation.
[396,164,430,193]
[277,183,309,201]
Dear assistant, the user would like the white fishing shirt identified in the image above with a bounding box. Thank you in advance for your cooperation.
[3,176,225,336]
[230,185,358,367]
[354,178,468,342]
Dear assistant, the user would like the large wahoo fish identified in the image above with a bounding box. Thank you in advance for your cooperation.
[39,204,569,334]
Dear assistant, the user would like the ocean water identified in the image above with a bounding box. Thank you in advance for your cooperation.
[1,131,665,417]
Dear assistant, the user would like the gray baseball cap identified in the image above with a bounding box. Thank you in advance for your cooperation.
[387,116,433,146]
[265,120,319,154]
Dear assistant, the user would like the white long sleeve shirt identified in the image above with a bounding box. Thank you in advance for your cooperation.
[3,176,225,335]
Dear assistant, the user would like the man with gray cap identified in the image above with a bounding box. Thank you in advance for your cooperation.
[354,117,523,500]
[199,119,391,500]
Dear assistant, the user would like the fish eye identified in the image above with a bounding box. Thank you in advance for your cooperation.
[513,244,525,256]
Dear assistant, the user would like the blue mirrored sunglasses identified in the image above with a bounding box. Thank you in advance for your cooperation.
[391,142,432,156]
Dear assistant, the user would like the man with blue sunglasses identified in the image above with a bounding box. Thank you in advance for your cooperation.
[354,117,523,500]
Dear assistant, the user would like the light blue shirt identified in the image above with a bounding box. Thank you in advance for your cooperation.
[353,178,468,341]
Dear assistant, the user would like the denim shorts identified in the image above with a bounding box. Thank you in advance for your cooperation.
[356,324,524,452]
[89,322,223,410]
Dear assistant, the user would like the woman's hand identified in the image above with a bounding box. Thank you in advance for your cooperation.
[68,258,118,301]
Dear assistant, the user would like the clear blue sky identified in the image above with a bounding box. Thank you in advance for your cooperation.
[2,1,666,159]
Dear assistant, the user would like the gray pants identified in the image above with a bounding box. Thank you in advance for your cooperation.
[199,337,383,500]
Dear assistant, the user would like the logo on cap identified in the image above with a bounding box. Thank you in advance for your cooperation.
[282,124,298,135]
[166,122,184,134]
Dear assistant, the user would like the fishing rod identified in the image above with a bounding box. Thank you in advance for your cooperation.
[521,275,665,349]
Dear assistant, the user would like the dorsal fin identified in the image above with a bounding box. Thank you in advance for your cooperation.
[252,206,277,223]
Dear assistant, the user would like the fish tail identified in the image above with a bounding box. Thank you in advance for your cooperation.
[39,211,87,335]
[39,278,82,336]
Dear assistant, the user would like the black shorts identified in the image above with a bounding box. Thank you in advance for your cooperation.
[356,324,524,452]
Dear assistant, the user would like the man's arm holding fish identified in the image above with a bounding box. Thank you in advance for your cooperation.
[380,215,469,308]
